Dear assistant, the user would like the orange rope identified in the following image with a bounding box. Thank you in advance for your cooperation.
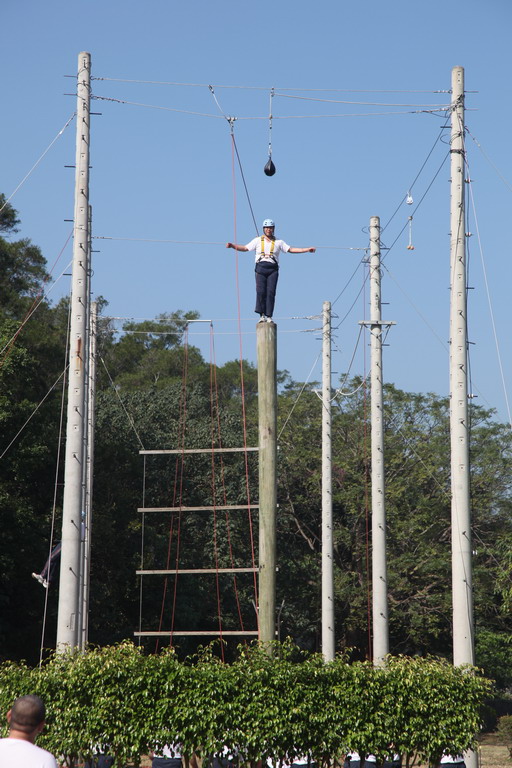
[153,128,262,650]
[209,325,225,659]
[155,510,175,653]
[154,337,190,652]
[230,132,260,629]
[210,325,246,633]
[169,328,190,647]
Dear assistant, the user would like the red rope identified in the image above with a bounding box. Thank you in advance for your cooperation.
[169,328,190,647]
[209,326,225,659]
[210,325,245,633]
[155,334,190,652]
[155,510,175,653]
[155,444,183,651]
[230,133,259,630]
[153,129,262,650]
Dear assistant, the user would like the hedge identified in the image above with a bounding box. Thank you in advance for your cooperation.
[0,641,492,768]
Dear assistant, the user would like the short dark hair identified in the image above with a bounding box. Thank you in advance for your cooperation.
[10,695,46,733]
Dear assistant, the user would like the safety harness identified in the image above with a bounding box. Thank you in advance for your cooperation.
[257,236,277,264]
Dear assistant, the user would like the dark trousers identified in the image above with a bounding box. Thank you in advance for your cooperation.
[152,759,182,768]
[255,262,279,317]
[41,542,62,584]
[85,757,114,768]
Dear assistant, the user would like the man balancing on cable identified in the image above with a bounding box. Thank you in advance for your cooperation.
[226,219,316,323]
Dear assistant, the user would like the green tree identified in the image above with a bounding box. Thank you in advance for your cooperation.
[275,377,512,676]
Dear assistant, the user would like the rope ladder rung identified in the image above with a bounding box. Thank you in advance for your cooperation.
[137,504,259,513]
[139,447,258,455]
[137,567,258,575]
[134,630,260,637]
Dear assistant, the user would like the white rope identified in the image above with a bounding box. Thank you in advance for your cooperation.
[332,325,366,399]
[99,356,146,449]
[466,162,512,429]
[278,351,322,440]
[95,235,225,244]
[92,94,224,119]
[103,324,323,337]
[271,109,452,119]
[275,92,451,108]
[92,76,449,94]
[382,261,447,350]
[466,126,512,194]
[39,301,72,664]
[93,234,364,250]
[333,375,369,399]
[0,259,73,358]
[91,94,450,121]
[0,114,75,214]
[383,407,450,496]
[0,367,68,461]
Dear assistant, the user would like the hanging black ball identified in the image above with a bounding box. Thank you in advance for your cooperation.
[264,157,276,176]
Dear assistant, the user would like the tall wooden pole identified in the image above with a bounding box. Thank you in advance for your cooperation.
[257,320,277,648]
[369,216,389,664]
[56,51,91,649]
[321,301,335,660]
[449,65,475,768]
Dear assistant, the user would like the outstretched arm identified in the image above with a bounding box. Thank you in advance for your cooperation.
[226,242,249,252]
[288,246,316,253]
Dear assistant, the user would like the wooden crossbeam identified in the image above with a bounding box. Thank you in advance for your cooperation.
[139,448,258,455]
[134,631,259,637]
[137,504,258,513]
[137,567,258,575]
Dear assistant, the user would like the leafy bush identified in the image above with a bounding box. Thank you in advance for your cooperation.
[0,642,492,768]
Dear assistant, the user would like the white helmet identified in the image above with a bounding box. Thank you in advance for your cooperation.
[262,218,275,228]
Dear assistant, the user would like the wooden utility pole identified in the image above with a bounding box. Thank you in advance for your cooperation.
[56,51,91,649]
[257,320,277,647]
[321,301,335,660]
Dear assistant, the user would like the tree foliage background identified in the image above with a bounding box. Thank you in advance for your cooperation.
[0,196,511,695]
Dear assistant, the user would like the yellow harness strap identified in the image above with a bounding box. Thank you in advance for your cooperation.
[259,236,276,262]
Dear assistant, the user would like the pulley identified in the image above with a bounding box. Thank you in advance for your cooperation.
[264,88,276,176]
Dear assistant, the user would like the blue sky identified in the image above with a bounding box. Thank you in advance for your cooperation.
[3,0,512,423]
